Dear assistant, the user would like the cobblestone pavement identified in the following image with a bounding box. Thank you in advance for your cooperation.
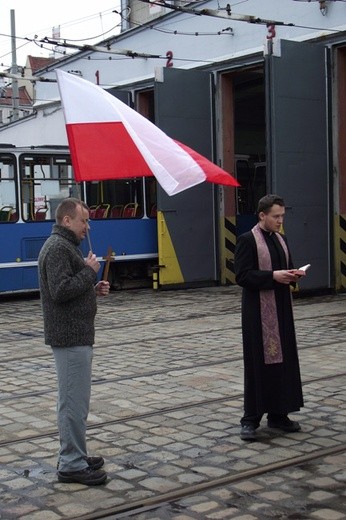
[0,287,345,519]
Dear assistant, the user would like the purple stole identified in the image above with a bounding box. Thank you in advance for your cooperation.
[251,223,289,365]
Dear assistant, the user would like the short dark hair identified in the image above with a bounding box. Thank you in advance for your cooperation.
[257,194,285,214]
[55,198,89,224]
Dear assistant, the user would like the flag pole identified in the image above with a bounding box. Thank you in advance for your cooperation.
[86,227,93,254]
[75,183,93,253]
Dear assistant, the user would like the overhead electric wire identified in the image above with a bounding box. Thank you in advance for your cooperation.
[0,7,120,65]
[39,37,161,59]
[229,0,250,6]
[1,1,343,71]
[84,53,218,63]
[52,20,121,43]
[54,8,118,32]
[0,33,34,62]
[120,10,234,36]
[152,26,233,35]
[137,0,344,32]
[1,0,345,81]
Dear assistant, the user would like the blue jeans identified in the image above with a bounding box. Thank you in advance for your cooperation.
[52,345,93,472]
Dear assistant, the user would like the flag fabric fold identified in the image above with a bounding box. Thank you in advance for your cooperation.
[56,70,239,195]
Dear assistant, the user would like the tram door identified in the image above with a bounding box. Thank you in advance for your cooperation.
[235,156,266,236]
[266,39,329,290]
[154,68,217,287]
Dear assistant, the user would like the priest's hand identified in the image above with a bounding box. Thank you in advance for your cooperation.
[273,270,300,284]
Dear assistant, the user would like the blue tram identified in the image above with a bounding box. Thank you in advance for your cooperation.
[0,144,158,294]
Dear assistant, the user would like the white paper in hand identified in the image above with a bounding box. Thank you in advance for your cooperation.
[298,264,311,272]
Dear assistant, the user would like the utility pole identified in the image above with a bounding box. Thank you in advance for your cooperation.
[10,9,20,121]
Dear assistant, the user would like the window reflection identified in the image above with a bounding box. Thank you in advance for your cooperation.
[20,153,78,221]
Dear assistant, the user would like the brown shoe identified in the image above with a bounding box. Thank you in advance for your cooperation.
[58,467,107,485]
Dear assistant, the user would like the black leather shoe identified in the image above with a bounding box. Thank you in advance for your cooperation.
[57,455,105,471]
[85,456,104,470]
[240,424,257,441]
[267,418,301,432]
[58,467,107,485]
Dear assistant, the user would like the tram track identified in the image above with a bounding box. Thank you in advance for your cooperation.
[0,340,343,403]
[0,292,345,520]
[0,313,344,364]
[0,290,344,331]
[0,356,238,402]
[1,305,345,335]
[0,371,344,448]
[0,323,240,363]
[0,296,344,367]
[72,443,346,520]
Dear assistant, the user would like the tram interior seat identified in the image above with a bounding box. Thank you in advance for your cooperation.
[94,204,110,219]
[150,204,157,218]
[0,206,15,222]
[89,205,98,219]
[110,205,124,218]
[89,204,110,219]
[35,207,48,221]
[122,202,138,218]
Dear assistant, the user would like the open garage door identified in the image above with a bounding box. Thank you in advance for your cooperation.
[154,68,217,287]
[266,39,330,290]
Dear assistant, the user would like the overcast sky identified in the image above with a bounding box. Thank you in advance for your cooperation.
[0,1,121,71]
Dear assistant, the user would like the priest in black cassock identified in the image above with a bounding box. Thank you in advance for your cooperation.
[234,194,304,441]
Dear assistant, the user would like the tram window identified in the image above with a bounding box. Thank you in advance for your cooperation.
[0,154,18,222]
[145,177,157,218]
[85,179,144,219]
[19,153,79,222]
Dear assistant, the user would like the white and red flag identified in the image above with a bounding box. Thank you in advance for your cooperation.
[56,70,239,196]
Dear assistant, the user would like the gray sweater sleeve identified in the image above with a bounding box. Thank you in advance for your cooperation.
[43,242,97,303]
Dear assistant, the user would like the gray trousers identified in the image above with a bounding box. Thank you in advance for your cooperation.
[52,345,93,472]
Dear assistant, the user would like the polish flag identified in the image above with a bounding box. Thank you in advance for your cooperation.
[56,70,239,196]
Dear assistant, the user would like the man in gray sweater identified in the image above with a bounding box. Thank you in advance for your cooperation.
[38,197,109,486]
